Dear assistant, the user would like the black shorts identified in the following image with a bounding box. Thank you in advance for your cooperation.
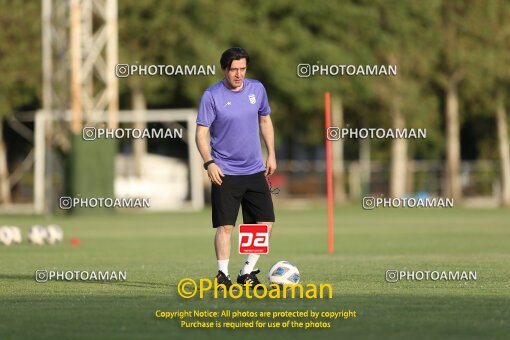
[211,171,275,228]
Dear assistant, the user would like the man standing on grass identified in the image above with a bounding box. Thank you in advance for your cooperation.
[195,47,276,290]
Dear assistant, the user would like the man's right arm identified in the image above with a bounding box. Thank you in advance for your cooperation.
[195,124,224,185]
[195,125,212,163]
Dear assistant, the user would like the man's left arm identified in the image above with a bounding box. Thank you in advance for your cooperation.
[259,115,276,176]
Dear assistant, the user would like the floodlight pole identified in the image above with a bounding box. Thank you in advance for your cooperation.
[42,0,70,213]
[70,0,82,134]
[41,0,119,213]
[70,0,119,129]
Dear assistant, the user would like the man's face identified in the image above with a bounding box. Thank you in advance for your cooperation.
[223,58,247,91]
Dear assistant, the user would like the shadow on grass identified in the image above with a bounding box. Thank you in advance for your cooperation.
[0,273,174,289]
[0,273,35,281]
[88,280,175,289]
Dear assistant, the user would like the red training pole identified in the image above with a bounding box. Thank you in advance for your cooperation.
[324,92,334,253]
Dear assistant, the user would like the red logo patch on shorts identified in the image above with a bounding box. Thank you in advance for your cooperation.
[238,224,269,254]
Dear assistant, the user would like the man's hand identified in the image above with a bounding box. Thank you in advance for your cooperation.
[265,155,277,176]
[208,163,225,185]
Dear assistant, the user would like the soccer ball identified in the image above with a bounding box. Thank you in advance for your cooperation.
[9,226,22,244]
[0,226,14,246]
[268,261,300,286]
[28,225,47,245]
[46,224,64,245]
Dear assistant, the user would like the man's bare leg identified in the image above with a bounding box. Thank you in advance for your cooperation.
[215,225,234,275]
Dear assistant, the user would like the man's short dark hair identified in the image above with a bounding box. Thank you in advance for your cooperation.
[220,47,250,70]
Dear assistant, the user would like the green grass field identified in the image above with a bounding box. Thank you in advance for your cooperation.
[1,206,509,339]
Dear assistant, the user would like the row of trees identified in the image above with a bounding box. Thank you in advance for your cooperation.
[0,0,509,205]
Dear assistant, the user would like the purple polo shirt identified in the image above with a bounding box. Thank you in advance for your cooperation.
[197,78,271,175]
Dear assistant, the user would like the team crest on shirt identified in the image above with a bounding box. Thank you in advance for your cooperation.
[248,94,256,104]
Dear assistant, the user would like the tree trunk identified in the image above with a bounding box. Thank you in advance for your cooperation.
[331,94,346,203]
[390,97,407,198]
[445,76,462,202]
[131,80,147,178]
[360,138,371,195]
[348,161,361,201]
[0,118,11,204]
[496,90,510,207]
